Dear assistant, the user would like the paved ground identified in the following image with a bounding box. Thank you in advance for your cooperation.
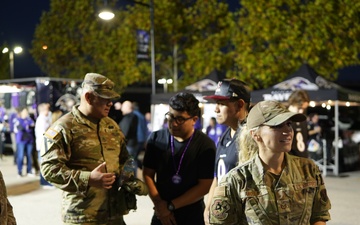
[1,155,360,225]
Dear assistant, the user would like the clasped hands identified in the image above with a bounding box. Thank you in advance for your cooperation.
[154,199,177,225]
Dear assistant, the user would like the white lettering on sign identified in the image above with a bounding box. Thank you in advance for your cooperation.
[263,92,292,101]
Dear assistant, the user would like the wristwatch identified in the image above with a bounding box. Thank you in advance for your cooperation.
[167,201,175,211]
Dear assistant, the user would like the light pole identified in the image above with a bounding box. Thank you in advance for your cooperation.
[98,0,156,95]
[2,46,23,79]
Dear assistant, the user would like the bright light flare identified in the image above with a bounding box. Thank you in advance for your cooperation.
[2,48,9,53]
[98,11,115,20]
[14,46,23,54]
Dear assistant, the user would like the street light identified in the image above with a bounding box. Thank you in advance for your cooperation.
[98,0,156,95]
[2,46,23,79]
[98,9,115,20]
[158,78,173,93]
[98,0,115,20]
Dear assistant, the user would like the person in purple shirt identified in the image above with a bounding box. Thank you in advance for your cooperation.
[14,107,35,177]
[8,108,21,164]
[206,117,227,146]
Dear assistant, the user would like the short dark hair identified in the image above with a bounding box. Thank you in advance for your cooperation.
[169,92,200,117]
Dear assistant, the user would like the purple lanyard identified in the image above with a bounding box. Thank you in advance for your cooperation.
[170,132,194,175]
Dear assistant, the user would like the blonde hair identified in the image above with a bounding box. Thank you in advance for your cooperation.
[237,124,260,163]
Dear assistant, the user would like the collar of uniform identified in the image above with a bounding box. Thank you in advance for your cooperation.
[252,153,291,185]
[72,105,98,129]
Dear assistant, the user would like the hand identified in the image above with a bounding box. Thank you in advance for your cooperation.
[89,162,116,189]
[154,200,177,225]
[158,212,177,225]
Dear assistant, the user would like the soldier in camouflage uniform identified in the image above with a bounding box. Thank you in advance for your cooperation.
[41,73,131,225]
[0,170,16,225]
[209,100,331,225]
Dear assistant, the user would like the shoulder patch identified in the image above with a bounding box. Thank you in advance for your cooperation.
[210,197,231,221]
[44,128,61,140]
[210,186,231,221]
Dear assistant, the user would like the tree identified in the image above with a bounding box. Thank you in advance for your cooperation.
[30,0,233,92]
[229,0,360,89]
[110,0,233,91]
[30,0,147,91]
[30,0,360,92]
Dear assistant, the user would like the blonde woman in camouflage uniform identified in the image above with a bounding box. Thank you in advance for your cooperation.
[209,100,331,225]
[41,73,133,225]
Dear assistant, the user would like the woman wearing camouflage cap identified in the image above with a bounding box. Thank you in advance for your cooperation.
[208,100,331,225]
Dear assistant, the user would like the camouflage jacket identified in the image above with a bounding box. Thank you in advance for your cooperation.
[0,170,16,225]
[40,105,129,224]
[209,153,331,225]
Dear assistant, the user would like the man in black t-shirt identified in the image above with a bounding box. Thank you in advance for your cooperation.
[143,92,216,225]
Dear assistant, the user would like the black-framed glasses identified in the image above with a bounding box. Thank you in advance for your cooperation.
[165,112,193,125]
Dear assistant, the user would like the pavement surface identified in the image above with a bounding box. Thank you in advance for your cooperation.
[1,155,360,225]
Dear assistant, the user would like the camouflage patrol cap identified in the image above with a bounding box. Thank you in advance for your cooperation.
[247,100,306,129]
[82,73,120,99]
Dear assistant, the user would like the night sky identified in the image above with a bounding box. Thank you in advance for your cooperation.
[0,0,50,78]
[0,1,358,88]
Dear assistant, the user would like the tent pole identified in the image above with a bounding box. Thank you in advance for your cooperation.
[334,101,339,176]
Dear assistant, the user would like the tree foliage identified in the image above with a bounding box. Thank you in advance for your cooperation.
[30,0,232,92]
[229,0,360,89]
[30,0,360,92]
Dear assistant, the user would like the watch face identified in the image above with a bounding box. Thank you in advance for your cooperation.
[168,202,175,211]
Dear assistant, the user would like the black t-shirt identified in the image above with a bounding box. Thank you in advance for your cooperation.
[290,121,309,158]
[143,129,216,201]
[143,129,216,224]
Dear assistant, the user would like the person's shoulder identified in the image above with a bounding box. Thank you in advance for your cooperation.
[220,160,254,185]
[152,129,168,137]
[134,110,145,117]
[150,129,166,139]
[51,112,73,129]
[103,116,118,124]
[147,129,169,145]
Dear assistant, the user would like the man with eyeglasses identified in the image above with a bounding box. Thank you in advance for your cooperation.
[202,79,251,225]
[143,92,216,225]
[40,73,140,225]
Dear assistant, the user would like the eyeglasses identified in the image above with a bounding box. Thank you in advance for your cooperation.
[165,112,193,125]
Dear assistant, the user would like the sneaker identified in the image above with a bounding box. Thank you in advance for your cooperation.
[27,173,36,177]
[17,174,23,178]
